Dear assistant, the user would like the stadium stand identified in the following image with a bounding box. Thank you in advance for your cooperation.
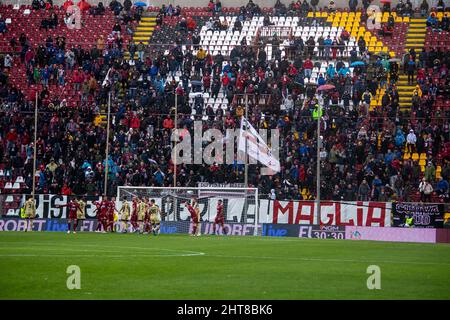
[0,0,448,206]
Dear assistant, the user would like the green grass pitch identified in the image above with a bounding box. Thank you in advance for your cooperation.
[0,232,449,299]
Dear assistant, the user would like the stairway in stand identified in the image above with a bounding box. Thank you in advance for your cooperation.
[94,16,158,127]
[399,18,426,111]
[124,14,157,60]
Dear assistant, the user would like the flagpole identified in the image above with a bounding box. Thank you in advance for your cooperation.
[102,69,112,198]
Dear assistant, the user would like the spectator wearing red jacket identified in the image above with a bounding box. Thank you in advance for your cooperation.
[63,0,74,10]
[163,116,174,130]
[187,17,197,31]
[6,128,18,150]
[61,183,72,195]
[203,73,211,92]
[288,64,298,77]
[303,58,313,78]
[78,0,91,11]
[130,114,140,129]
[72,69,83,91]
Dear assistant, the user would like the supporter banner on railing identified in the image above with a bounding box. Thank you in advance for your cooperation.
[258,200,391,227]
[392,203,444,228]
[1,195,392,227]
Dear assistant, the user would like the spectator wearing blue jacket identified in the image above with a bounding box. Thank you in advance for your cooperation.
[317,73,326,85]
[154,167,165,186]
[338,65,350,77]
[326,64,336,79]
[436,177,449,196]
[0,18,6,34]
[149,64,159,81]
[384,149,395,165]
[426,13,438,28]
[153,75,165,94]
[324,36,332,59]
[394,129,405,147]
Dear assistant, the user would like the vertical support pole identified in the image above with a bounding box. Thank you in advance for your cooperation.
[104,92,111,197]
[316,103,321,225]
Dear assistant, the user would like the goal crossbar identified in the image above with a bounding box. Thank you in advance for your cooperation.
[116,186,260,236]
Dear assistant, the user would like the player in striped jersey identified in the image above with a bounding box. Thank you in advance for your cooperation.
[76,197,86,232]
[149,199,161,235]
[119,197,131,233]
[192,198,201,236]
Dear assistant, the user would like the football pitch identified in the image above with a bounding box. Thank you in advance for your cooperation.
[0,232,449,300]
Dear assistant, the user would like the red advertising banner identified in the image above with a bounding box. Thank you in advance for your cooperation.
[259,200,391,227]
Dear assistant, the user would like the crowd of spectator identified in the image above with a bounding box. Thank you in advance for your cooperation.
[0,0,448,203]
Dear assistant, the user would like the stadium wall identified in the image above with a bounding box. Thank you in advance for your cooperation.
[3,194,448,228]
[1,217,448,243]
[2,0,439,10]
[1,194,392,227]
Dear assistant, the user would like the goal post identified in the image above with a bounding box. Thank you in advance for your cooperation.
[116,186,260,236]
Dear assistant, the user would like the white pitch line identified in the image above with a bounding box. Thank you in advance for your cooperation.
[0,245,205,257]
[0,253,204,258]
[0,243,205,255]
[200,254,450,266]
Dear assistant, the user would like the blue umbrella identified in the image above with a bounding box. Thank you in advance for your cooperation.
[134,2,147,6]
[351,61,365,67]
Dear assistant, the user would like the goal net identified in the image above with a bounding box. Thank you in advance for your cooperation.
[116,186,260,236]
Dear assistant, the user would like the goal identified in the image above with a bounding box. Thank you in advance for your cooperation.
[116,186,260,236]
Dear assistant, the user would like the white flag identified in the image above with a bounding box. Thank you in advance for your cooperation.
[238,117,280,173]
[102,68,112,87]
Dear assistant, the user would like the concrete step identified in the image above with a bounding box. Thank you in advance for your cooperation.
[404,43,423,47]
[133,36,150,41]
[136,26,155,31]
[140,22,157,27]
[141,17,157,21]
[397,86,415,92]
[132,41,149,44]
[407,32,426,36]
[410,18,426,22]
[409,23,426,27]
[134,32,153,37]
[406,38,424,42]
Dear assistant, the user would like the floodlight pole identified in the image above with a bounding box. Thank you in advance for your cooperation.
[316,102,321,225]
[173,91,178,188]
[32,91,38,197]
[173,91,178,222]
[104,91,111,197]
[244,93,249,188]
